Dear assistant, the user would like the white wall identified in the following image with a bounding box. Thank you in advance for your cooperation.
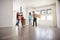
[56,0,60,28]
[0,0,13,27]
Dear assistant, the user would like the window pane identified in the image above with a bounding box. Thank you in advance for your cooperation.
[41,15,46,20]
[47,15,52,20]
[47,9,52,14]
[41,10,45,15]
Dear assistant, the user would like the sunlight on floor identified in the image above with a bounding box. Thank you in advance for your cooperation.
[15,26,19,36]
[34,26,54,40]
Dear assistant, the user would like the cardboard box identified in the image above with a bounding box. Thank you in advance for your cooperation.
[35,14,41,18]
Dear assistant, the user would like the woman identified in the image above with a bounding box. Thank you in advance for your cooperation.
[16,12,20,26]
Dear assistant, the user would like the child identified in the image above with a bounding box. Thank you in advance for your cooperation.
[29,12,32,25]
[20,15,25,26]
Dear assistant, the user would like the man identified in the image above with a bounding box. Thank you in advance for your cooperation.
[32,11,37,27]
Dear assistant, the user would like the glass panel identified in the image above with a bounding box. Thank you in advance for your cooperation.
[41,15,46,20]
[20,6,22,12]
[35,10,40,14]
[41,10,45,15]
[47,15,52,20]
[47,9,52,14]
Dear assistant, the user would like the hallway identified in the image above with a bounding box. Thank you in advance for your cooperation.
[0,0,60,40]
[0,26,60,40]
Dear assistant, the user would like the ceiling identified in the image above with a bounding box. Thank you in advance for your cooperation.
[14,0,56,7]
[21,0,42,2]
[22,0,56,7]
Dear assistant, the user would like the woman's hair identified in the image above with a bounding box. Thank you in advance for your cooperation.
[17,12,20,16]
[16,12,20,19]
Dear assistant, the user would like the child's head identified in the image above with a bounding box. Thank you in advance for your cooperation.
[29,12,31,15]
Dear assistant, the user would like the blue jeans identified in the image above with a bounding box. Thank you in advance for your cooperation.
[33,18,37,26]
[16,19,19,26]
[29,19,31,24]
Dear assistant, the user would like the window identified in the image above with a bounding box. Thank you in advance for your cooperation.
[20,6,22,12]
[47,15,52,20]
[40,10,46,20]
[40,10,46,15]
[35,9,40,14]
[41,15,46,20]
[47,9,52,14]
[46,9,52,20]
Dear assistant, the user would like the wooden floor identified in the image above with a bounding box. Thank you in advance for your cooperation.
[0,26,60,40]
